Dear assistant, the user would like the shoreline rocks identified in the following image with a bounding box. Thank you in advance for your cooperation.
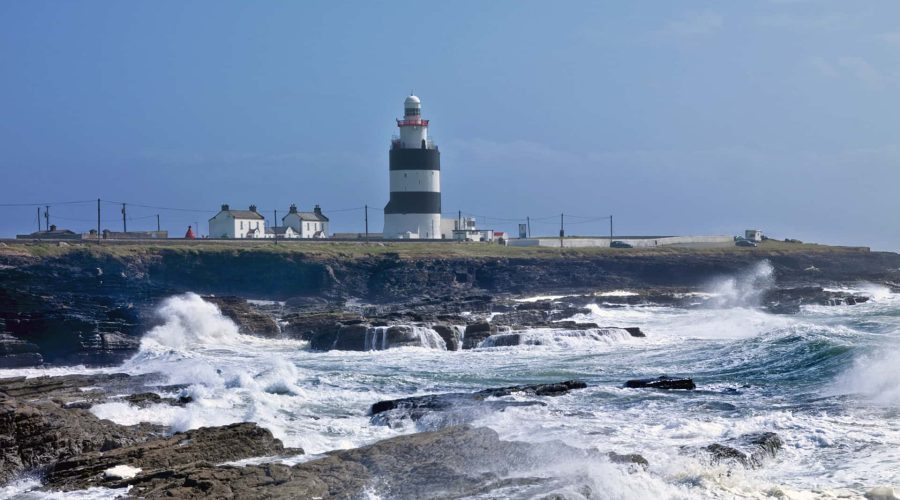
[625,376,697,390]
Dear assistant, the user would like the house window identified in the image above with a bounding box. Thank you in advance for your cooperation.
[240,221,244,229]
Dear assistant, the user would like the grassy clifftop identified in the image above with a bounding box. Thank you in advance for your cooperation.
[0,239,875,262]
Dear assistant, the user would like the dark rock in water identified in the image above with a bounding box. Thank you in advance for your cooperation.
[462,321,496,349]
[624,327,645,338]
[607,451,649,469]
[370,381,587,428]
[124,426,595,499]
[123,392,192,409]
[385,325,422,348]
[204,296,279,337]
[432,324,462,351]
[625,376,696,390]
[700,432,783,469]
[308,323,368,351]
[47,422,301,491]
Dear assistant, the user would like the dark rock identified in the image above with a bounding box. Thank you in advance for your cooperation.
[462,322,496,349]
[204,296,279,337]
[607,451,649,468]
[47,422,301,490]
[0,333,44,368]
[124,425,594,499]
[370,380,587,428]
[700,432,783,468]
[385,325,421,348]
[624,327,645,338]
[0,395,156,484]
[281,311,363,342]
[432,324,462,351]
[625,376,696,390]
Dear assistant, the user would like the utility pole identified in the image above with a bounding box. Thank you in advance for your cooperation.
[364,205,369,242]
[97,199,101,243]
[121,204,127,233]
[156,214,160,232]
[37,207,41,232]
[526,216,531,238]
[44,206,49,231]
[273,210,278,245]
[559,213,564,249]
[609,214,613,241]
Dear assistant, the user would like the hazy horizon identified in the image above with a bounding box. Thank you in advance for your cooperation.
[1,1,898,250]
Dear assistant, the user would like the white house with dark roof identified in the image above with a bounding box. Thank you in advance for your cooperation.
[208,204,267,239]
[283,204,329,239]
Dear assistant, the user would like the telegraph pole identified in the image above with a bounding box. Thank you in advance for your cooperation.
[609,214,613,241]
[273,210,278,245]
[364,205,369,242]
[559,213,564,249]
[121,204,127,233]
[526,216,531,238]
[44,206,49,231]
[156,214,160,232]
[37,207,41,232]
[97,199,101,243]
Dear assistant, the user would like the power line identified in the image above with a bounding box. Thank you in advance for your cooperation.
[0,200,95,207]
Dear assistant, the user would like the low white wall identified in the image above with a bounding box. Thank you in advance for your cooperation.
[508,235,734,248]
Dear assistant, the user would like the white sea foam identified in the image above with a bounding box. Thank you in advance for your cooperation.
[829,347,900,405]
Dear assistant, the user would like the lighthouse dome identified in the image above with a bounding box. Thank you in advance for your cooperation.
[404,95,421,108]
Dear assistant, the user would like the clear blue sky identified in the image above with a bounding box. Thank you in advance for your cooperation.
[1,1,898,249]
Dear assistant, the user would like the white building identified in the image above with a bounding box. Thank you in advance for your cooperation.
[265,226,300,239]
[283,204,329,238]
[208,204,267,239]
[383,95,442,239]
[745,229,764,242]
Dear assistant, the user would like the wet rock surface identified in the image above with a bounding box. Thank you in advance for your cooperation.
[625,376,697,390]
[698,432,784,468]
[203,296,280,336]
[0,374,171,484]
[47,422,300,491]
[123,425,598,500]
[370,381,587,428]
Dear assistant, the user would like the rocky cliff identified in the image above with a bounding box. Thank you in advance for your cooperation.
[1,243,898,367]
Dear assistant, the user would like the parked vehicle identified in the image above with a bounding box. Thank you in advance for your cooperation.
[610,240,633,249]
[735,239,758,248]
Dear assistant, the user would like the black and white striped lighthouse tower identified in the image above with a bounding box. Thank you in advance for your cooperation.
[383,95,441,239]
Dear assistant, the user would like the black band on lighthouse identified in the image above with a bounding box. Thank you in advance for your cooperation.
[389,149,440,171]
[384,192,442,214]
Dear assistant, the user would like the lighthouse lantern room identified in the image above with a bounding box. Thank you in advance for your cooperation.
[383,95,441,239]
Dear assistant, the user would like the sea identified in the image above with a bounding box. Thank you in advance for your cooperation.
[3,261,899,499]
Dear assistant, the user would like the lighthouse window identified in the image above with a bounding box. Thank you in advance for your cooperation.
[405,108,420,116]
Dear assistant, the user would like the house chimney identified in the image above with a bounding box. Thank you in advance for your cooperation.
[289,203,298,214]
[314,204,322,215]
[221,204,230,211]
[249,205,257,213]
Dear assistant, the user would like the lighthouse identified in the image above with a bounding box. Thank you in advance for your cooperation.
[383,95,441,239]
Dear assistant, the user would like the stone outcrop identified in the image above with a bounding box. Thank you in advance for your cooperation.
[47,422,300,491]
[121,425,603,499]
[625,376,696,390]
[699,432,784,468]
[370,381,587,428]
[203,296,279,336]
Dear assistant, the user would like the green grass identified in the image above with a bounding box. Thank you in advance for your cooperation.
[0,238,872,261]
